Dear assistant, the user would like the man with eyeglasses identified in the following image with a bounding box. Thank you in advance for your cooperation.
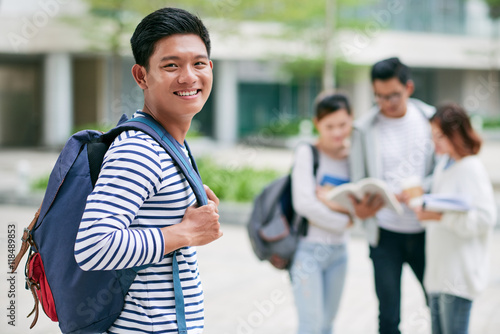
[349,57,436,334]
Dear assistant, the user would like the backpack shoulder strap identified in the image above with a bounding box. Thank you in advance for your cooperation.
[289,143,319,238]
[310,144,319,176]
[115,115,208,206]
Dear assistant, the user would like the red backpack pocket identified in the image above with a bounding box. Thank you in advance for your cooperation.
[27,252,58,322]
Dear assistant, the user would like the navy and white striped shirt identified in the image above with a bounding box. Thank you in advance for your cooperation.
[75,112,204,333]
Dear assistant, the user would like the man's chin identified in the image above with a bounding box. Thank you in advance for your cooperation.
[382,109,405,118]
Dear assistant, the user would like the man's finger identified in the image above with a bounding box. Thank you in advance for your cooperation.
[348,194,360,204]
[204,184,220,206]
[207,199,219,213]
[373,195,385,209]
[365,193,376,206]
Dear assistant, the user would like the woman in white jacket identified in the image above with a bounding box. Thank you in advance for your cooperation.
[413,103,497,334]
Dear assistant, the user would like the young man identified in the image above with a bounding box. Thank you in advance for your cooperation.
[349,57,435,334]
[74,8,222,333]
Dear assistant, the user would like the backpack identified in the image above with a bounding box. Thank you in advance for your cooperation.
[247,144,319,270]
[10,113,207,334]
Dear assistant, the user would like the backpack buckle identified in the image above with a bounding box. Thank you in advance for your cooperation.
[21,227,31,243]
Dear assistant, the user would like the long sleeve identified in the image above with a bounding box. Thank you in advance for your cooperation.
[425,155,495,300]
[75,133,167,271]
[350,123,380,245]
[291,144,350,233]
[438,158,496,238]
[349,126,367,182]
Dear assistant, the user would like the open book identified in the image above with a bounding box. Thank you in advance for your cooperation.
[422,194,471,212]
[326,177,404,215]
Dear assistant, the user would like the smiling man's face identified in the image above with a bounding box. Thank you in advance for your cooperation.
[138,33,213,122]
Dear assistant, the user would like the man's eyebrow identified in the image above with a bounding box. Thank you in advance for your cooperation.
[159,56,179,62]
[194,55,210,60]
[159,55,209,62]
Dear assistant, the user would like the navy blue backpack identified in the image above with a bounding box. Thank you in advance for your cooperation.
[10,114,206,334]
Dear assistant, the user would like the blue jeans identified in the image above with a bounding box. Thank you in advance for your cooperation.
[369,228,426,334]
[289,240,348,334]
[429,293,472,334]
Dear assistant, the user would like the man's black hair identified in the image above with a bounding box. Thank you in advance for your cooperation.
[370,57,411,84]
[130,7,211,70]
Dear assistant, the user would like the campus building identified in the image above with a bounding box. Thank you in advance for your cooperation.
[0,0,499,147]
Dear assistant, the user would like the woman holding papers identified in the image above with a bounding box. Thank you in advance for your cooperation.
[290,91,353,334]
[412,103,497,334]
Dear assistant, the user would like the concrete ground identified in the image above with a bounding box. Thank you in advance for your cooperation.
[1,204,500,334]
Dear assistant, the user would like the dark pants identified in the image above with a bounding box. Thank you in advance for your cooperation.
[369,228,426,334]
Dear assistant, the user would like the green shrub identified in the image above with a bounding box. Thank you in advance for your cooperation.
[31,158,281,203]
[258,118,318,137]
[72,123,114,134]
[72,124,201,137]
[31,174,50,192]
[196,158,281,202]
[261,118,304,136]
[482,117,500,129]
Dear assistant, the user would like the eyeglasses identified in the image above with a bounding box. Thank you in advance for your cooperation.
[374,92,403,104]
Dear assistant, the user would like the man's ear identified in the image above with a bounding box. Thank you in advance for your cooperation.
[406,80,415,96]
[313,116,319,130]
[209,60,213,69]
[132,64,148,89]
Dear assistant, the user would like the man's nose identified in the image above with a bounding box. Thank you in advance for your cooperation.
[178,66,196,84]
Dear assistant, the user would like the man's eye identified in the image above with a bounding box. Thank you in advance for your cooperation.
[164,63,177,68]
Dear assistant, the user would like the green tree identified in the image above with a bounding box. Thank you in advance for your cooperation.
[485,0,500,19]
[484,0,500,68]
[485,0,500,109]
[201,0,370,90]
[80,0,370,100]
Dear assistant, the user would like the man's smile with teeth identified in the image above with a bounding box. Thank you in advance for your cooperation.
[175,90,199,96]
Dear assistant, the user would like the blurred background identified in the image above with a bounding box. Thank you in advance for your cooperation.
[2,1,500,333]
[1,0,500,148]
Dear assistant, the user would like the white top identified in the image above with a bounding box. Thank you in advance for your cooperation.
[424,155,497,300]
[75,112,204,333]
[291,144,351,244]
[375,104,432,233]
